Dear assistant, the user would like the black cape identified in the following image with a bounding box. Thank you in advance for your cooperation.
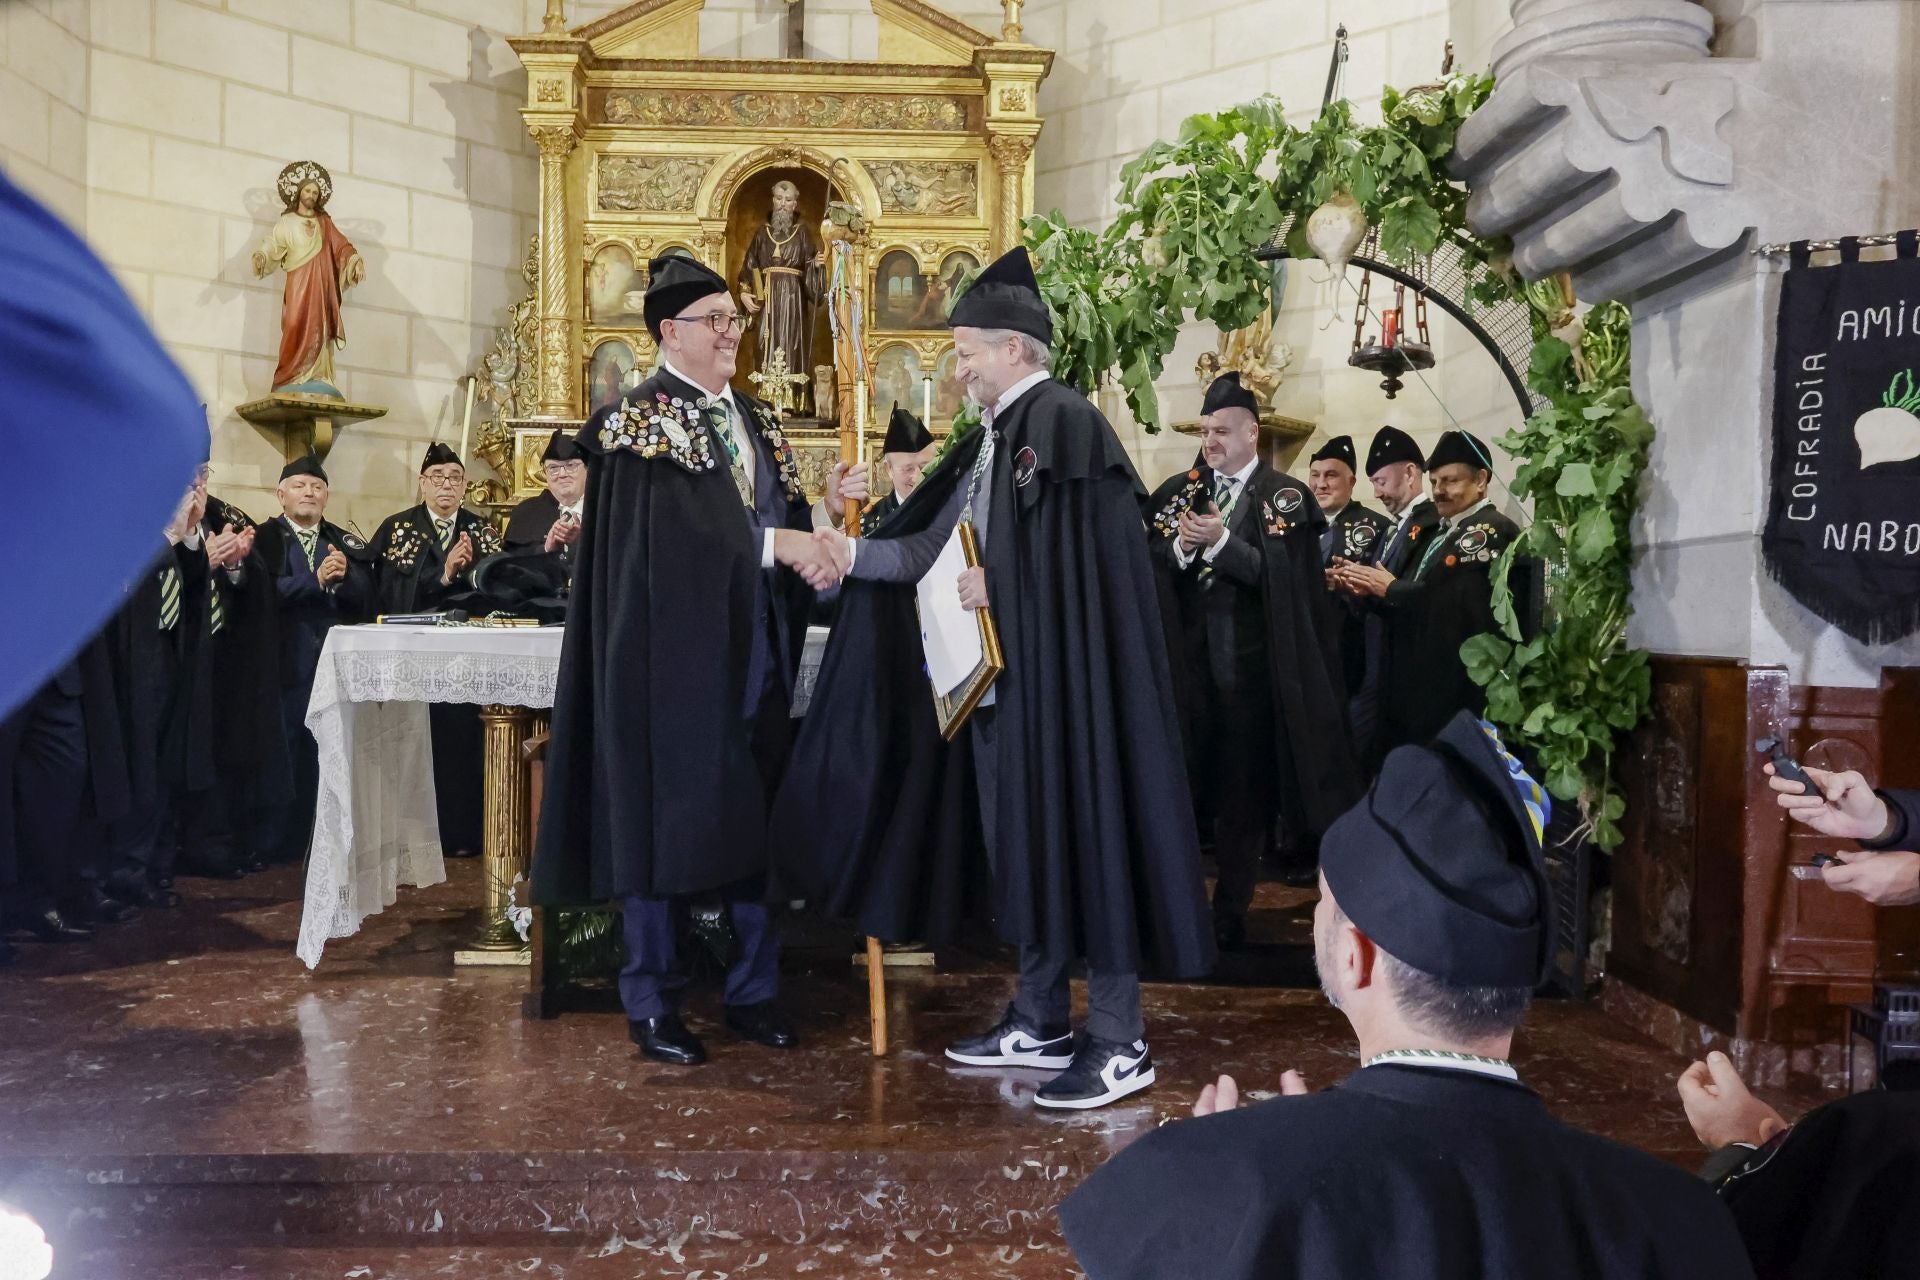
[1324,502,1392,699]
[533,375,810,904]
[1706,1088,1920,1280]
[1062,1064,1757,1280]
[1380,503,1520,753]
[503,490,562,547]
[1144,462,1361,839]
[201,495,288,817]
[108,543,215,807]
[366,503,502,615]
[772,426,987,940]
[779,379,1213,977]
[858,490,901,535]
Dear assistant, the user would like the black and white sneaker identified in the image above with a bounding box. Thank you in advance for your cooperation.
[1034,1037,1154,1109]
[944,1003,1074,1069]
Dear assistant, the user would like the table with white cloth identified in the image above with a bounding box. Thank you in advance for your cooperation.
[296,624,563,968]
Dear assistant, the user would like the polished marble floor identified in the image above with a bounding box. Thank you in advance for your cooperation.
[0,863,1808,1279]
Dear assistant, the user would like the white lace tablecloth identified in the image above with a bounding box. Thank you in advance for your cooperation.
[296,624,564,968]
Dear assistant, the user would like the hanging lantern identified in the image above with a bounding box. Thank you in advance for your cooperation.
[1348,276,1436,399]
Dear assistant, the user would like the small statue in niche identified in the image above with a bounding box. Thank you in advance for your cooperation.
[251,160,366,397]
[738,180,826,412]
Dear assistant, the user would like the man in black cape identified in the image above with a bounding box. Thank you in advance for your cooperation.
[858,404,937,534]
[533,252,835,1066]
[1331,425,1440,766]
[367,443,502,857]
[797,247,1213,1110]
[1062,711,1757,1280]
[1308,434,1389,567]
[102,479,217,910]
[1332,430,1519,754]
[1143,372,1358,947]
[252,454,375,863]
[504,428,588,586]
[179,478,285,878]
[1680,1045,1920,1279]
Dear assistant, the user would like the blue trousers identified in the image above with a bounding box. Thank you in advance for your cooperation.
[617,892,781,1021]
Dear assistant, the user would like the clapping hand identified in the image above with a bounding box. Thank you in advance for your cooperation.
[205,524,244,569]
[544,514,581,553]
[1177,510,1222,554]
[442,531,475,583]
[1676,1052,1788,1150]
[317,546,348,586]
[1331,562,1394,598]
[1193,1069,1306,1117]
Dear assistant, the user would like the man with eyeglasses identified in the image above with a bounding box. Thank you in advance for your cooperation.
[368,443,503,859]
[534,252,844,1067]
[505,430,589,584]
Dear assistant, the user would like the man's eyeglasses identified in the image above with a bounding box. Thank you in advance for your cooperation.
[423,473,466,488]
[670,311,745,336]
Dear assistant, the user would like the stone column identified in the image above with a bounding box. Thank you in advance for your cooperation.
[530,124,579,419]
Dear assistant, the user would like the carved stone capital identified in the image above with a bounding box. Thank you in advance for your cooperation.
[987,132,1034,171]
[530,124,578,162]
[1492,0,1712,80]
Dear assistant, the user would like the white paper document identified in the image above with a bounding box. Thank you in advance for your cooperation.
[916,524,981,699]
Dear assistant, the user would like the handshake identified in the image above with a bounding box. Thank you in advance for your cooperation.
[775,527,853,590]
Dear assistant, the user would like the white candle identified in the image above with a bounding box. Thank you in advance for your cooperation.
[922,375,933,426]
[457,375,477,463]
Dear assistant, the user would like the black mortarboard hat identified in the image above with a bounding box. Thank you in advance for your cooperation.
[643,252,730,341]
[884,404,933,455]
[1365,425,1424,474]
[1200,371,1260,419]
[1322,711,1553,988]
[946,246,1052,344]
[280,454,328,484]
[420,441,462,472]
[542,429,583,463]
[1426,429,1495,474]
[1311,435,1357,473]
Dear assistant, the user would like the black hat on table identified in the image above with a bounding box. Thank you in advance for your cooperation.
[1311,435,1357,473]
[643,252,730,341]
[1365,425,1425,474]
[541,428,583,464]
[420,442,462,472]
[946,246,1053,344]
[1425,429,1496,474]
[1200,371,1260,419]
[884,403,933,455]
[280,453,328,484]
[1321,710,1554,988]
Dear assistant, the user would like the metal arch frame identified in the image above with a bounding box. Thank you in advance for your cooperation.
[1253,243,1544,424]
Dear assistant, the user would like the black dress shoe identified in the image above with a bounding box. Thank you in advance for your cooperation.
[724,1001,798,1049]
[155,875,175,890]
[241,855,268,875]
[629,1014,706,1065]
[0,940,18,966]
[446,847,480,859]
[71,892,138,926]
[186,865,247,881]
[26,908,94,943]
[1213,910,1247,952]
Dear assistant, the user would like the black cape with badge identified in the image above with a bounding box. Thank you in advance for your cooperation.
[1379,504,1520,753]
[777,379,1213,977]
[1143,462,1361,839]
[771,424,987,940]
[1061,1062,1756,1280]
[200,494,289,824]
[366,504,502,615]
[533,375,811,904]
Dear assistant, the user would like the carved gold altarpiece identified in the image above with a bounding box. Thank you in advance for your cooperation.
[498,0,1053,502]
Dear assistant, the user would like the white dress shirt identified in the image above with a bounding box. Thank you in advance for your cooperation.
[661,357,775,568]
[1172,455,1259,569]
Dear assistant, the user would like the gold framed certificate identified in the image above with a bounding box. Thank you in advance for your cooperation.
[915,520,1003,740]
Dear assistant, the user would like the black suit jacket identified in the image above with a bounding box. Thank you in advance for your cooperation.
[255,516,375,690]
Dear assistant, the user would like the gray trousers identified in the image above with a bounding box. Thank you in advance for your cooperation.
[971,707,1144,1045]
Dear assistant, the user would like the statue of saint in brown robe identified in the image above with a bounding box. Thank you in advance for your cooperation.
[738,180,825,414]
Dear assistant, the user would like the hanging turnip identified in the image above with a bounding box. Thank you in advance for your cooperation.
[1856,369,1920,469]
[1305,191,1369,316]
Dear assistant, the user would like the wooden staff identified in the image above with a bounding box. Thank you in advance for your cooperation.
[825,231,886,1057]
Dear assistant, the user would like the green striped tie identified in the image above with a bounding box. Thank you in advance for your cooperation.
[158,564,181,631]
[297,528,319,569]
[435,518,454,550]
[209,578,225,635]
